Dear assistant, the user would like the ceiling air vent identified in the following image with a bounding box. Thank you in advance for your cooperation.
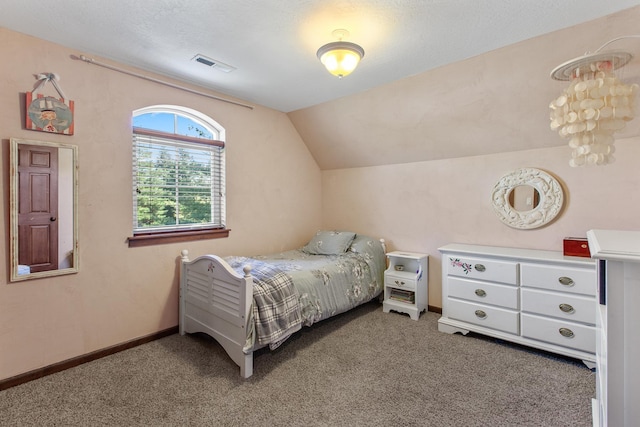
[191,54,236,73]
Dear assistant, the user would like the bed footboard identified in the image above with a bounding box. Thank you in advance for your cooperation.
[179,250,255,378]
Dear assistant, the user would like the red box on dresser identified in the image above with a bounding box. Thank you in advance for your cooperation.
[563,238,591,258]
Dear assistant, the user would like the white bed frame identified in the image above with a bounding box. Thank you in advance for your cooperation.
[179,239,386,378]
[179,250,257,378]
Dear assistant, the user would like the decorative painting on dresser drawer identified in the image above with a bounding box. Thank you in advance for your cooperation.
[446,255,518,285]
[521,288,596,325]
[521,313,595,354]
[447,298,519,335]
[448,277,519,310]
[520,263,595,296]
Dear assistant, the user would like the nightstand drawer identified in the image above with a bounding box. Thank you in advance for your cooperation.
[448,277,518,309]
[521,288,595,325]
[520,263,595,296]
[445,255,518,285]
[447,298,519,334]
[385,273,416,290]
[521,313,595,354]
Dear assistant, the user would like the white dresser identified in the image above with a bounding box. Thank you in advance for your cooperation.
[438,243,597,368]
[587,230,640,427]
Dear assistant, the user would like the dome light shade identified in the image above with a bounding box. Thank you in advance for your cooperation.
[317,41,365,78]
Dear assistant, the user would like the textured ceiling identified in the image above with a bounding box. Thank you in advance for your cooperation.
[289,6,640,169]
[1,0,638,112]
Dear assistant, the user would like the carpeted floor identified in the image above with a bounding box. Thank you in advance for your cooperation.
[0,301,595,426]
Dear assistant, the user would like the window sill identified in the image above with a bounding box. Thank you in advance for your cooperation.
[127,228,230,248]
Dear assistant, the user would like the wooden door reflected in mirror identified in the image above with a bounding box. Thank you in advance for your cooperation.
[10,138,78,281]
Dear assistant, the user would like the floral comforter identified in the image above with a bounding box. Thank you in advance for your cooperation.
[225,235,385,350]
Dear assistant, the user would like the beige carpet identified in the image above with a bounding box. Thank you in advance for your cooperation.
[0,302,594,426]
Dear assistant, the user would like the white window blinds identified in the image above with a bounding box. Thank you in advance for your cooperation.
[132,127,225,233]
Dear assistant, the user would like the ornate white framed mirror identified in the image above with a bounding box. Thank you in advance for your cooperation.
[491,168,563,229]
[9,138,78,281]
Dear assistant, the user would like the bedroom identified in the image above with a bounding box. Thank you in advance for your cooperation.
[1,1,639,424]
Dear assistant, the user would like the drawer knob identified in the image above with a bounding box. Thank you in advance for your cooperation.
[394,280,405,286]
[559,327,575,338]
[474,264,486,272]
[474,310,487,319]
[558,276,575,287]
[474,289,487,297]
[559,303,575,314]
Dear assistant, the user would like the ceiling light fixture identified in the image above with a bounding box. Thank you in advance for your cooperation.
[550,36,640,167]
[317,29,364,78]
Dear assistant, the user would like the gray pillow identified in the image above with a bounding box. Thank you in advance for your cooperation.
[349,234,380,254]
[302,231,356,255]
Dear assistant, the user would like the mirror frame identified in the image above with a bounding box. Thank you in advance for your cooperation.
[491,167,563,230]
[9,138,79,281]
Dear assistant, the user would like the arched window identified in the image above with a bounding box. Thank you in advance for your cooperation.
[128,105,227,247]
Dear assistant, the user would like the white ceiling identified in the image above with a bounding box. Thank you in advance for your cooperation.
[1,1,638,112]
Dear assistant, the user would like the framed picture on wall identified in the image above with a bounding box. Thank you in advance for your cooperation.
[25,92,74,135]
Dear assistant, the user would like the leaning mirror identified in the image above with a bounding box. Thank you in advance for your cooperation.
[491,168,563,229]
[9,138,78,281]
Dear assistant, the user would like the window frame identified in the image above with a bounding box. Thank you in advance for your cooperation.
[127,105,228,247]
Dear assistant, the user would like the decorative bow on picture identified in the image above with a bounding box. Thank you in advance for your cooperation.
[33,73,68,100]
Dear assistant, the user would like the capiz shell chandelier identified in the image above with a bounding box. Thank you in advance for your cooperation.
[550,49,638,167]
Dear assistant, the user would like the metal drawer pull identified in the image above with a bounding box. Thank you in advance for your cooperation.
[474,264,486,272]
[559,328,575,338]
[475,289,487,297]
[394,280,406,286]
[559,303,575,314]
[474,310,487,319]
[558,276,575,286]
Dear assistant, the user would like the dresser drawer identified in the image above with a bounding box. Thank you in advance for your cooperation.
[445,255,518,285]
[448,277,519,309]
[384,272,416,291]
[520,263,595,296]
[447,298,519,334]
[521,313,595,354]
[521,288,595,325]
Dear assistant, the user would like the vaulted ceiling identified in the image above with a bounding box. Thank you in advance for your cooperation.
[289,6,640,169]
[0,1,636,112]
[2,1,639,169]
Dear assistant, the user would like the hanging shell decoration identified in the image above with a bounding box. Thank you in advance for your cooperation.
[550,60,638,167]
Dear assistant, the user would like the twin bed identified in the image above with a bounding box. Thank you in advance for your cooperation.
[179,231,387,378]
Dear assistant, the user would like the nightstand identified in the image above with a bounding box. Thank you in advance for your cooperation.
[382,251,428,320]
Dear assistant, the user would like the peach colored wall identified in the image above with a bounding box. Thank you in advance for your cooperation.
[322,137,640,309]
[291,6,640,311]
[0,29,322,381]
[289,6,640,171]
